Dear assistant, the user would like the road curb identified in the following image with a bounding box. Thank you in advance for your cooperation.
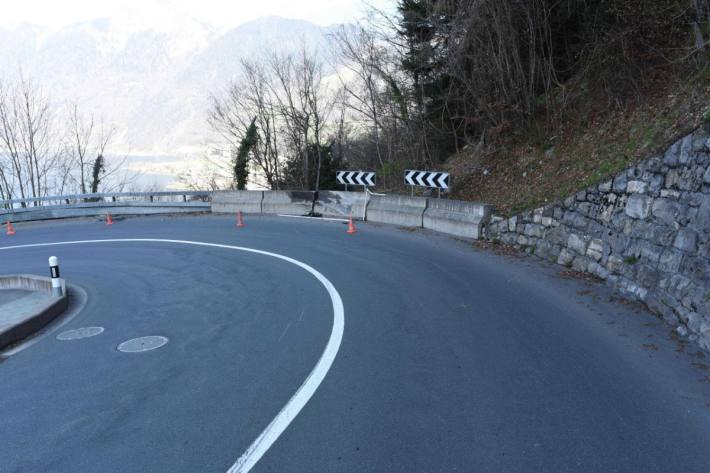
[0,275,69,350]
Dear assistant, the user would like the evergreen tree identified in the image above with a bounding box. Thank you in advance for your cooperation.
[90,154,105,194]
[279,142,341,190]
[233,118,258,190]
[398,0,436,110]
[397,0,459,160]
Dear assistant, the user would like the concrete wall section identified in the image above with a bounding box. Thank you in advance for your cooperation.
[0,274,64,295]
[261,191,315,215]
[0,275,69,350]
[485,126,710,351]
[423,199,493,239]
[211,191,264,214]
[366,195,428,227]
[0,296,69,349]
[314,191,368,219]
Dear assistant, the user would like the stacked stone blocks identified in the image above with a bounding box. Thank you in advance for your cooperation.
[486,127,710,350]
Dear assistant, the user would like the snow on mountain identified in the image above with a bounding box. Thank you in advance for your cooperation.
[0,15,342,186]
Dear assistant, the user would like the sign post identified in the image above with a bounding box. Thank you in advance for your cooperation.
[337,171,377,220]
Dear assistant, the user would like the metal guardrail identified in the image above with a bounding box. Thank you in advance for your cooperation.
[0,191,211,208]
[0,191,212,221]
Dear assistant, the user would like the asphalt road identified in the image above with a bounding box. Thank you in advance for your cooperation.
[0,214,709,473]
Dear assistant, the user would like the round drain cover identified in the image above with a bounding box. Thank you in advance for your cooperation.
[57,327,104,340]
[117,336,168,353]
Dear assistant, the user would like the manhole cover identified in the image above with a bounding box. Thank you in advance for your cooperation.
[57,327,104,340]
[117,336,168,353]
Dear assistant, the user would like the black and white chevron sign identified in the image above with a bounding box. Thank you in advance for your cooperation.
[336,171,376,187]
[404,170,450,189]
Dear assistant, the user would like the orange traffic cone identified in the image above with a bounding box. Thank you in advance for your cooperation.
[236,211,245,228]
[346,215,356,234]
[6,221,16,236]
[106,213,114,226]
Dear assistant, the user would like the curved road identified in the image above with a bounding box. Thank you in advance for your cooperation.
[1,215,709,472]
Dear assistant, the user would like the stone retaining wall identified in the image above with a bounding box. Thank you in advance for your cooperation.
[486,126,710,350]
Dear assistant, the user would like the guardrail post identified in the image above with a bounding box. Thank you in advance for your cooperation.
[183,195,187,202]
[150,195,154,202]
[48,256,64,297]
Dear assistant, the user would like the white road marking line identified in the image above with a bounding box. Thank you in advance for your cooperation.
[277,321,293,342]
[0,238,345,473]
[276,214,350,222]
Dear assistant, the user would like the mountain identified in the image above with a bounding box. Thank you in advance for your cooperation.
[0,15,343,187]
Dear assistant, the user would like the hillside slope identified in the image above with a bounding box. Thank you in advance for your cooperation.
[449,72,710,216]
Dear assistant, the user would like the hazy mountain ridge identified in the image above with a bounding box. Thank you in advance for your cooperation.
[0,16,340,161]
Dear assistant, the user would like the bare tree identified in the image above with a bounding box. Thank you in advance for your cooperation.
[268,51,312,188]
[0,82,13,203]
[298,46,334,194]
[67,102,93,194]
[0,75,60,204]
[267,45,335,191]
[208,59,282,189]
[332,24,391,185]
[18,76,56,200]
[64,102,118,195]
[209,45,334,191]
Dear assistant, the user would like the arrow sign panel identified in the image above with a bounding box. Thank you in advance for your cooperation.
[337,171,376,187]
[335,171,375,187]
[404,170,450,189]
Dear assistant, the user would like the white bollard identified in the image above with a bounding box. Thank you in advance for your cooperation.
[48,256,64,297]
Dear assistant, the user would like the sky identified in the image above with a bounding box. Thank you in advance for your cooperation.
[0,0,394,29]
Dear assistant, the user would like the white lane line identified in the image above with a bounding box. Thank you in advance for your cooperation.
[0,238,345,473]
[277,321,293,342]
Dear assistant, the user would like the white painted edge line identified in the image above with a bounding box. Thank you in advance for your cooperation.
[277,214,350,222]
[0,238,345,473]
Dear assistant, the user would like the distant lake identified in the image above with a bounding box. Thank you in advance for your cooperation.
[107,153,203,191]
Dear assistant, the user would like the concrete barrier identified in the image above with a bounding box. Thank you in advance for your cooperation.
[211,191,264,214]
[0,274,65,295]
[0,274,69,350]
[261,191,315,215]
[423,199,493,239]
[315,191,368,219]
[366,195,428,227]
